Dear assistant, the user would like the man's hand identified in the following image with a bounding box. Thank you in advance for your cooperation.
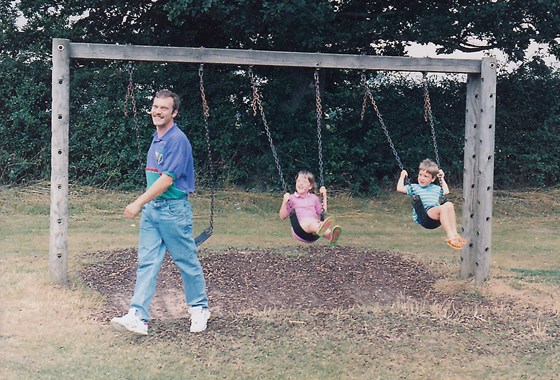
[124,201,142,219]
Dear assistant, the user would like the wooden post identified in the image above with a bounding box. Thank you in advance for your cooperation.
[460,57,497,283]
[49,39,70,285]
[460,73,479,279]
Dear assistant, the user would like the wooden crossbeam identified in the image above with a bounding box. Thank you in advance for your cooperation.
[66,42,482,74]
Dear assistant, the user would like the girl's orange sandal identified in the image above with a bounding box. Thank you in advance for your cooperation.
[446,236,467,250]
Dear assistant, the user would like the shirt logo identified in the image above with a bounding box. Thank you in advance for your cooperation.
[154,150,163,165]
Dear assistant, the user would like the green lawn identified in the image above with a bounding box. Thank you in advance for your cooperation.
[1,183,559,379]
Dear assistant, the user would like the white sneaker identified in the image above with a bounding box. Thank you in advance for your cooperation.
[189,306,210,333]
[111,308,148,335]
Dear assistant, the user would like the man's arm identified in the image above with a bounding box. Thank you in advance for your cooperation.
[124,173,174,218]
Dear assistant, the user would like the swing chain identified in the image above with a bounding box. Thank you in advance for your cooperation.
[250,69,259,117]
[314,69,324,188]
[360,71,405,173]
[249,68,288,192]
[124,62,143,172]
[199,64,215,230]
[199,65,211,120]
[422,73,445,201]
[314,69,327,219]
[422,73,441,167]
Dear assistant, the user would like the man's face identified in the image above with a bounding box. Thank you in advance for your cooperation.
[151,96,177,129]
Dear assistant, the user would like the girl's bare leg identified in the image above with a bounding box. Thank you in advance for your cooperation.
[299,219,321,234]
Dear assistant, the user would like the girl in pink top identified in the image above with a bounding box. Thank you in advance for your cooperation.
[279,171,342,244]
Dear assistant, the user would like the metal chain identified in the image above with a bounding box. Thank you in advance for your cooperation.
[314,69,325,188]
[314,69,327,218]
[199,65,215,230]
[360,72,405,173]
[124,62,143,173]
[249,68,288,192]
[360,71,416,196]
[422,73,445,200]
[422,72,441,167]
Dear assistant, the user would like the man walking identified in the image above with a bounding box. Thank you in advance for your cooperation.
[111,89,210,335]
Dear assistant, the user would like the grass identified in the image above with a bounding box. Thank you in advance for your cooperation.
[510,269,560,285]
[1,182,560,379]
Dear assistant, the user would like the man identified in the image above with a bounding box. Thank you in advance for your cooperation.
[111,89,210,335]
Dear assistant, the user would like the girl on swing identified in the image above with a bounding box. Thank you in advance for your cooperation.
[396,159,466,250]
[279,171,342,245]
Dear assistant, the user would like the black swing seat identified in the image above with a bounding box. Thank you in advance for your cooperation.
[289,213,321,243]
[411,195,448,230]
[194,226,213,246]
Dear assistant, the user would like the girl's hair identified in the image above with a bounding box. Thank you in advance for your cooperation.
[296,171,318,194]
[418,159,439,178]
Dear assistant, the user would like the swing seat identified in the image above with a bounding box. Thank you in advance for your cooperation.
[291,228,317,244]
[194,226,213,246]
[289,213,321,243]
[412,195,441,230]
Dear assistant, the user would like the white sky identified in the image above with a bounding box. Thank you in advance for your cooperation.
[406,42,560,71]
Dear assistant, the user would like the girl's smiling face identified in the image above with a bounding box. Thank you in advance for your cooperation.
[295,174,313,195]
[417,169,436,187]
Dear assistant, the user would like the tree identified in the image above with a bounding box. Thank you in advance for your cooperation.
[158,0,560,60]
[1,0,559,190]
[495,57,560,187]
[9,1,560,64]
[333,0,560,61]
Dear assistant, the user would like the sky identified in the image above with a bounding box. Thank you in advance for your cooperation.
[406,42,559,72]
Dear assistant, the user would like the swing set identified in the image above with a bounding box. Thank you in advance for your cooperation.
[249,68,328,243]
[50,39,496,286]
[360,71,447,229]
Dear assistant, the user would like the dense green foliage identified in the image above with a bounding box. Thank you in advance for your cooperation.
[495,58,560,188]
[1,1,559,193]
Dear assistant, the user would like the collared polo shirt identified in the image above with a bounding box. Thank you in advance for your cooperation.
[145,124,195,199]
[286,192,322,221]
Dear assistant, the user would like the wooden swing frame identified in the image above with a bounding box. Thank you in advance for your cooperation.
[50,39,496,285]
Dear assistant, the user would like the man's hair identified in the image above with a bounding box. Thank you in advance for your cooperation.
[155,89,181,113]
[418,158,439,178]
[296,171,318,194]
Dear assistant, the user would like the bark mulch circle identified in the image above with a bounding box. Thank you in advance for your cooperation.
[80,245,468,323]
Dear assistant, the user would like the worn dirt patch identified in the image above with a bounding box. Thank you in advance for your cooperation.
[80,245,471,322]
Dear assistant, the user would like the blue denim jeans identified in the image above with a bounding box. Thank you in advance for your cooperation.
[130,198,208,321]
